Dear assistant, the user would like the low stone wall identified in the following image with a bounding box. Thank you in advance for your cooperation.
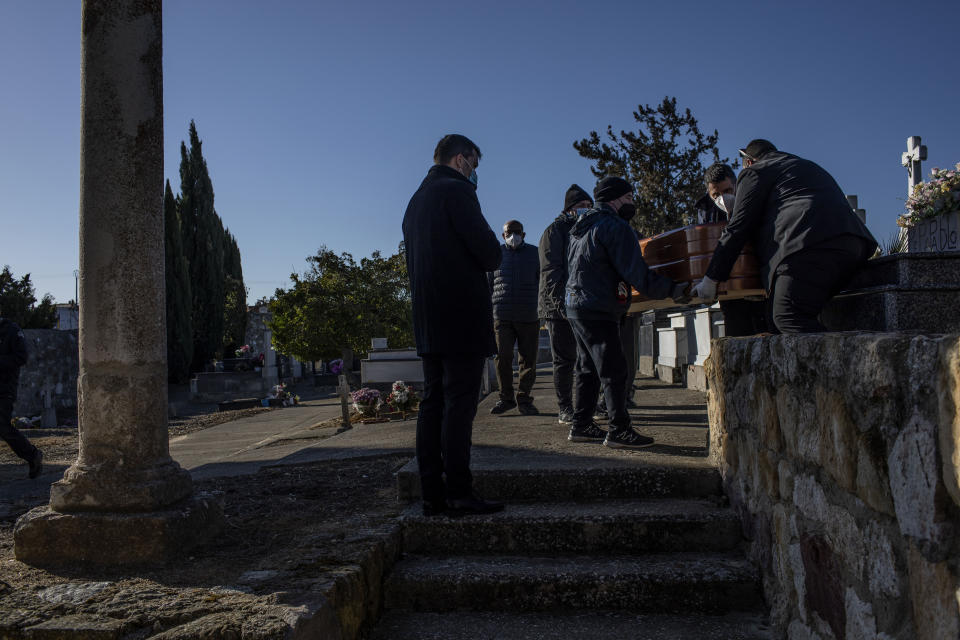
[706,333,960,640]
[14,329,79,419]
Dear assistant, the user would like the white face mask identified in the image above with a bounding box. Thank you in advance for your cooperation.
[505,234,523,249]
[714,193,736,214]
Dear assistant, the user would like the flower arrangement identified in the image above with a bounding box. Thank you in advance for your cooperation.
[329,358,344,375]
[351,387,381,416]
[898,163,960,228]
[270,383,300,407]
[386,380,418,412]
[235,344,251,358]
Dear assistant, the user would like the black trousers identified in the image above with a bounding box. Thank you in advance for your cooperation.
[719,298,769,336]
[544,319,576,412]
[1,397,36,461]
[569,318,631,432]
[416,355,484,502]
[770,237,871,334]
[494,320,539,404]
[620,314,638,398]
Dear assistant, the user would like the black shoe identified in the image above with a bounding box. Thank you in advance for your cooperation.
[490,400,516,414]
[557,408,574,425]
[517,402,539,416]
[446,493,505,516]
[28,449,43,479]
[568,422,607,443]
[422,499,447,517]
[593,407,609,421]
[604,428,655,450]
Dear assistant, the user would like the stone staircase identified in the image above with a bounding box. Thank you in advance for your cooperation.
[368,442,770,639]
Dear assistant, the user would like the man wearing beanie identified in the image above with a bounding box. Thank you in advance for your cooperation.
[565,176,689,449]
[537,184,593,425]
[692,139,877,333]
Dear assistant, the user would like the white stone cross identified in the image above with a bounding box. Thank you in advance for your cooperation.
[901,136,928,197]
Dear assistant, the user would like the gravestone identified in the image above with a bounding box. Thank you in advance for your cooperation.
[907,211,960,254]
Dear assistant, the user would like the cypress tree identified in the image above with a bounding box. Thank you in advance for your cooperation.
[163,180,193,382]
[178,120,225,371]
[222,229,247,355]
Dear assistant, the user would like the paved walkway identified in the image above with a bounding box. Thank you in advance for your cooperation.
[1,369,709,512]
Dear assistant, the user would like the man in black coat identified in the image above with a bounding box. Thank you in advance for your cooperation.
[692,140,877,333]
[538,185,592,425]
[565,177,690,450]
[0,316,43,478]
[402,134,504,516]
[695,162,768,336]
[489,219,541,416]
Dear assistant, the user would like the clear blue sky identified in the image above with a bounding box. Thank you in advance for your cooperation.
[2,0,958,305]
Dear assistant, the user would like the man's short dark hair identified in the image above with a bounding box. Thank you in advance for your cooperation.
[704,163,736,186]
[739,139,777,161]
[503,219,523,232]
[433,134,482,165]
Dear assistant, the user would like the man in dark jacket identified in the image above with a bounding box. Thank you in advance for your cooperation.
[695,162,768,336]
[692,140,877,333]
[0,316,43,478]
[565,177,689,449]
[403,134,504,516]
[488,219,541,416]
[538,185,592,425]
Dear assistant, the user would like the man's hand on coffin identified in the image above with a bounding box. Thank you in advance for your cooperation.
[670,282,692,304]
[690,276,718,301]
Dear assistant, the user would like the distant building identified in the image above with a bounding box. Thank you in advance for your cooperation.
[55,303,78,330]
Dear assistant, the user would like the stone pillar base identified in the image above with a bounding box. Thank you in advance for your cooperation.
[13,493,223,568]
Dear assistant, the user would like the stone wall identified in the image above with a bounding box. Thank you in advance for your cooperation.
[14,329,79,419]
[706,333,960,640]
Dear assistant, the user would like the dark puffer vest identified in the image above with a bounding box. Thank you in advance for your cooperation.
[488,242,540,323]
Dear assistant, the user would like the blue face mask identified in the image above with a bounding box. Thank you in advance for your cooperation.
[460,155,478,186]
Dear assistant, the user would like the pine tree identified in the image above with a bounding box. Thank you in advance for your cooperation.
[574,96,734,237]
[163,180,193,383]
[178,120,225,371]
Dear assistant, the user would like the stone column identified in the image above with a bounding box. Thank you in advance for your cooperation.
[14,0,221,568]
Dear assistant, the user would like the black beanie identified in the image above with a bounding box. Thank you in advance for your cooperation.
[593,176,632,203]
[563,184,592,211]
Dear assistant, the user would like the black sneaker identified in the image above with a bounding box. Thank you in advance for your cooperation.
[517,402,539,416]
[490,400,516,414]
[422,499,447,517]
[557,408,574,425]
[28,449,43,479]
[446,493,505,516]
[604,428,655,450]
[568,422,607,443]
[593,407,609,421]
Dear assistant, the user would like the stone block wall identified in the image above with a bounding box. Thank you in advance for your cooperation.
[14,329,79,418]
[706,333,960,640]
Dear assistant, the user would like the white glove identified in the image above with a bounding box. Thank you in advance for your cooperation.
[690,276,718,301]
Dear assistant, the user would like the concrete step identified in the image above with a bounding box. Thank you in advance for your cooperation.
[384,552,761,613]
[369,610,771,639]
[396,454,721,502]
[400,499,741,555]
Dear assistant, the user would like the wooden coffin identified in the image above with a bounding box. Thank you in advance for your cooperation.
[629,222,765,313]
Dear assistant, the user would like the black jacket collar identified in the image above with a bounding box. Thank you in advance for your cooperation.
[426,164,476,190]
